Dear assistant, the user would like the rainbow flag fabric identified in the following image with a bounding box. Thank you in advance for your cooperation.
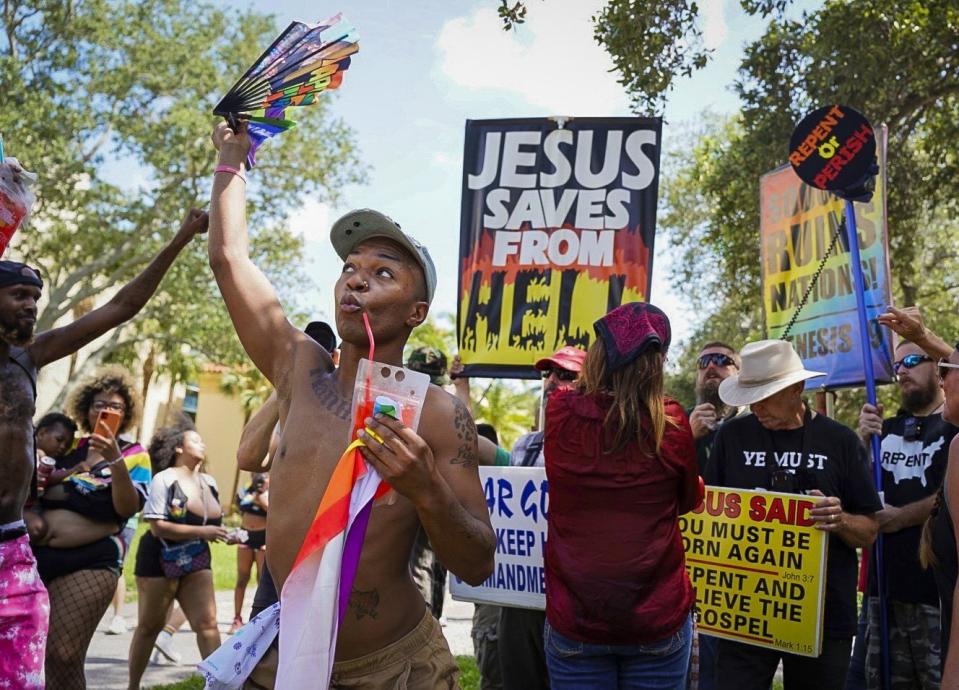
[199,438,388,689]
[66,438,151,502]
[277,437,389,686]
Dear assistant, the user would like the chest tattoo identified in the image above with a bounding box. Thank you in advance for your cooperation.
[309,368,351,421]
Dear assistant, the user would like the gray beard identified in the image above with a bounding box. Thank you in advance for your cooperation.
[696,382,732,418]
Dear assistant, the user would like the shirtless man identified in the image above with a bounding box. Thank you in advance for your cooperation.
[0,208,207,688]
[208,121,495,688]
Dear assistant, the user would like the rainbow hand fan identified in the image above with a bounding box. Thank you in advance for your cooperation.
[213,13,358,168]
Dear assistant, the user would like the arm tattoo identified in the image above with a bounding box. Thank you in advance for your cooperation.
[450,396,478,468]
[309,368,351,421]
[347,587,380,620]
[448,499,495,551]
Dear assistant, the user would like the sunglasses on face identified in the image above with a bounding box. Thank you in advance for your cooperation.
[938,360,959,382]
[893,353,933,373]
[541,368,578,382]
[698,353,737,370]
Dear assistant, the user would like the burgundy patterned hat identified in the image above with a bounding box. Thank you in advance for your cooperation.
[594,302,671,371]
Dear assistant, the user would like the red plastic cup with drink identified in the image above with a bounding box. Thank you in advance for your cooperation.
[0,187,27,257]
[36,457,56,496]
[0,158,38,258]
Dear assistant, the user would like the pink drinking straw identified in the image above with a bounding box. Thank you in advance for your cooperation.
[362,312,375,418]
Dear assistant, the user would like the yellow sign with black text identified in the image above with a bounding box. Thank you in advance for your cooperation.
[680,487,828,657]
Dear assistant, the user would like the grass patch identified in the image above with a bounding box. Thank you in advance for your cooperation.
[123,522,240,600]
[147,676,204,690]
[457,655,480,689]
[210,537,239,591]
[147,658,481,690]
[146,654,789,690]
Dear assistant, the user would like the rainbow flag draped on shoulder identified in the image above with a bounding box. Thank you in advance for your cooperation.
[201,315,403,689]
[277,438,389,686]
[198,435,388,689]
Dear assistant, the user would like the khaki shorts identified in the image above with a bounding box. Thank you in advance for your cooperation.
[245,607,460,690]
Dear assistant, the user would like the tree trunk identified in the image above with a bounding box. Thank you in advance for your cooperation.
[65,297,95,382]
[162,371,179,427]
[137,345,156,440]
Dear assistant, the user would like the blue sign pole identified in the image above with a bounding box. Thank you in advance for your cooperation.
[844,198,890,689]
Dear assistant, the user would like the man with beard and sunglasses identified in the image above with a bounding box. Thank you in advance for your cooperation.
[689,342,742,475]
[0,209,206,689]
[852,327,958,689]
[497,345,586,690]
[686,344,741,690]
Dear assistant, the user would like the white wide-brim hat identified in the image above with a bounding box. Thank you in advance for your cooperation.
[719,339,826,408]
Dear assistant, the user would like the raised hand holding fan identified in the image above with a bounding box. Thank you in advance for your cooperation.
[214,13,358,168]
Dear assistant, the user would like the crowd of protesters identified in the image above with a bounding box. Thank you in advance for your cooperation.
[3,139,959,690]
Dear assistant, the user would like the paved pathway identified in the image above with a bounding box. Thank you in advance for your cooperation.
[86,590,476,689]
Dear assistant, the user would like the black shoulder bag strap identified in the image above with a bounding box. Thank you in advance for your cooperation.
[763,404,814,491]
[521,431,545,467]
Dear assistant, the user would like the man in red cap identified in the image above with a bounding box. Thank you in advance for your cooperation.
[510,346,587,469]
[499,344,586,690]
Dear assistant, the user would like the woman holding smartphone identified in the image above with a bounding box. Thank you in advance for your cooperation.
[128,420,227,689]
[31,366,152,689]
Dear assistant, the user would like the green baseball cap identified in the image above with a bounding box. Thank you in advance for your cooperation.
[330,209,436,304]
[406,346,449,386]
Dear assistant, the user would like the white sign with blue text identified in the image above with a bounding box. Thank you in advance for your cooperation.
[450,466,548,610]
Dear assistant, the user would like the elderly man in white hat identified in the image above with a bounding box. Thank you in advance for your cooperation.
[704,339,882,690]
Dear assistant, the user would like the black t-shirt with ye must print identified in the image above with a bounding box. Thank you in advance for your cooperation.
[704,410,883,639]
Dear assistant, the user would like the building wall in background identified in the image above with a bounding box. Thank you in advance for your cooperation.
[195,370,247,510]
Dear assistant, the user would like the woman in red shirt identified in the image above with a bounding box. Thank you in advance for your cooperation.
[543,302,702,689]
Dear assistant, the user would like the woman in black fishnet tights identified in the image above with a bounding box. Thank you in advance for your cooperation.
[44,570,118,688]
[32,369,148,689]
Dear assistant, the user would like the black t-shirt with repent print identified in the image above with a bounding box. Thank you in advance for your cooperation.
[868,411,956,604]
[704,410,882,639]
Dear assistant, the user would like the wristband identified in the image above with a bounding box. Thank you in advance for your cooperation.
[214,164,246,182]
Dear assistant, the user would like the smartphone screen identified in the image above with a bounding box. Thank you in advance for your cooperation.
[95,409,123,438]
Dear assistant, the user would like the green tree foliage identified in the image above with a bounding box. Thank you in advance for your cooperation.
[406,313,458,355]
[498,0,711,113]
[469,378,538,450]
[659,1,959,421]
[0,0,366,402]
[499,1,959,424]
[219,365,272,424]
[496,0,529,30]
[593,0,710,114]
